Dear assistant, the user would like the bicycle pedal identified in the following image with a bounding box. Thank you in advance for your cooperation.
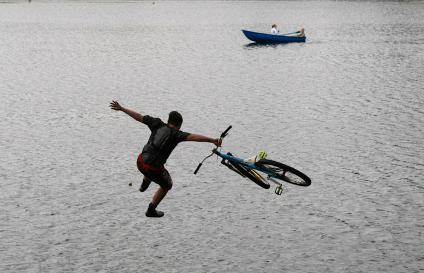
[275,186,283,195]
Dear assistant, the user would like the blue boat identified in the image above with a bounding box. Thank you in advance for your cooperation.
[242,29,306,44]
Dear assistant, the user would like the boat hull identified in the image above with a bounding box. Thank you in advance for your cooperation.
[242,29,306,43]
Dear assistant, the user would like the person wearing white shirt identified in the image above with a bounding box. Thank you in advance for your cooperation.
[271,24,279,34]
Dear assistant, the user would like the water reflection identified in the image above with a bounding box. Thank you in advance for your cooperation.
[243,42,289,49]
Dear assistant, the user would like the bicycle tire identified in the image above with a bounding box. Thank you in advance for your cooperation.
[255,159,311,187]
[230,162,270,189]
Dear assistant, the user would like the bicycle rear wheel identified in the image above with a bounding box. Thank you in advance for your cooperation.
[223,160,270,189]
[255,159,311,186]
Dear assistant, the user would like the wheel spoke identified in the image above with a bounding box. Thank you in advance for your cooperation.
[285,172,304,184]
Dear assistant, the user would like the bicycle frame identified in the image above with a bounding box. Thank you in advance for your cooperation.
[213,148,282,186]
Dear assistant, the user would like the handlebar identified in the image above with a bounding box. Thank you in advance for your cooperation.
[194,125,232,175]
[193,163,203,175]
[220,125,232,139]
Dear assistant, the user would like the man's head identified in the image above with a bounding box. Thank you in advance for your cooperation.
[167,111,183,129]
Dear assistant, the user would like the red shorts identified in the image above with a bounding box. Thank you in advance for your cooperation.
[137,154,173,190]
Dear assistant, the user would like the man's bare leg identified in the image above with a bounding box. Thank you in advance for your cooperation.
[146,187,168,217]
[152,187,168,206]
[139,176,152,192]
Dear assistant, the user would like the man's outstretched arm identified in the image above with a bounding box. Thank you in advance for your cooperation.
[110,101,144,123]
[186,134,222,146]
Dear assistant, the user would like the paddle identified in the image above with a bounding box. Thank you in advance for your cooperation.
[281,30,301,36]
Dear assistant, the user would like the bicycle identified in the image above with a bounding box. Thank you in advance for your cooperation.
[194,126,311,195]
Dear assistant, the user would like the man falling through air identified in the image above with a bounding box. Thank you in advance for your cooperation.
[110,101,221,217]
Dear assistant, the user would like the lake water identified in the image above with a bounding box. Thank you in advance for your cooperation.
[1,1,423,272]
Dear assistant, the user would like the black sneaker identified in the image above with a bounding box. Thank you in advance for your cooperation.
[139,179,151,192]
[145,203,164,218]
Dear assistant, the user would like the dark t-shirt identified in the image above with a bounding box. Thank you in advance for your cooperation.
[141,115,190,167]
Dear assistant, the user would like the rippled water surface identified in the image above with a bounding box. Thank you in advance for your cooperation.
[1,1,423,272]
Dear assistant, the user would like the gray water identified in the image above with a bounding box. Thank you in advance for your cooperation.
[1,1,423,272]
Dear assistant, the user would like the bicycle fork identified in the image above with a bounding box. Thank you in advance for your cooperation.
[220,157,245,177]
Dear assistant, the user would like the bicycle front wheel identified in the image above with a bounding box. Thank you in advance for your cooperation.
[255,159,311,187]
[230,162,270,189]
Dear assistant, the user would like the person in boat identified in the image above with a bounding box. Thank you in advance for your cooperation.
[298,28,305,37]
[110,101,221,217]
[271,24,279,34]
